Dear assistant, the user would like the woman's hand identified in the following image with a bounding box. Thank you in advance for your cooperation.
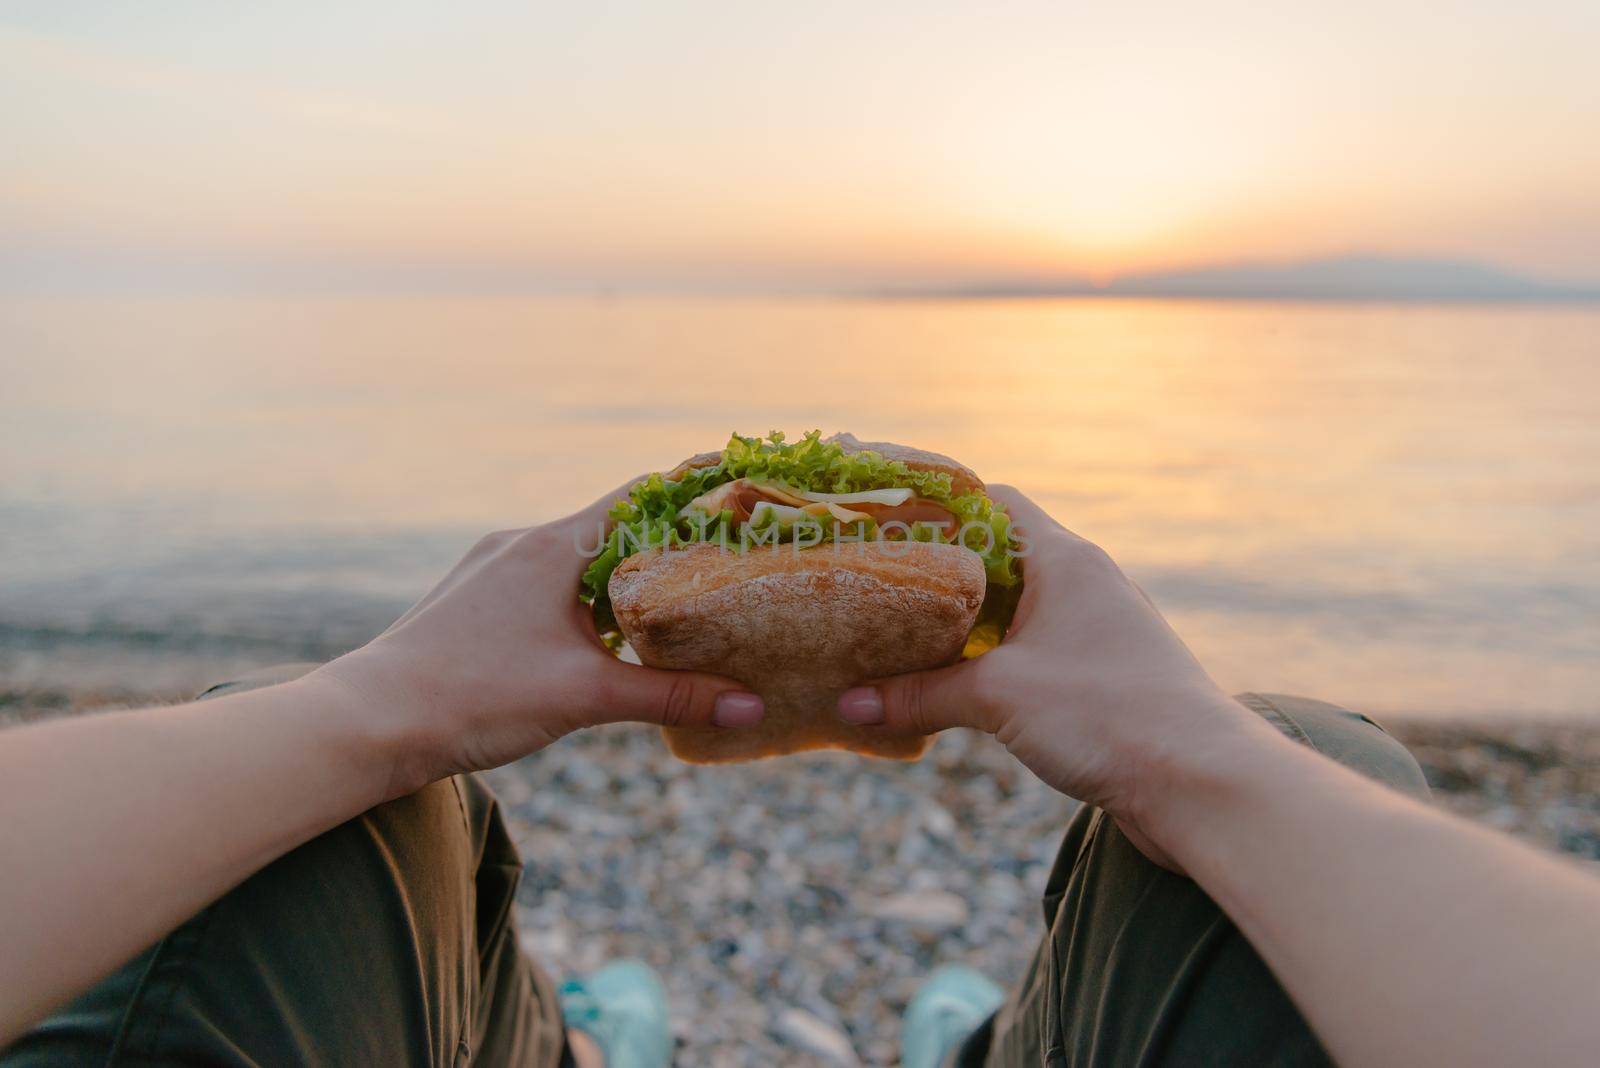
[835,485,1274,869]
[314,480,762,799]
[0,481,756,1042]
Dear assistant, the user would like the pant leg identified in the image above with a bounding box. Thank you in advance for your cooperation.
[954,693,1431,1068]
[0,664,570,1068]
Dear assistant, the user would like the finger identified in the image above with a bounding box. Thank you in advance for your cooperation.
[584,661,764,730]
[985,484,1072,582]
[565,448,714,532]
[836,658,1000,735]
[987,482,1118,582]
[985,483,1079,541]
[544,475,651,590]
[565,472,651,531]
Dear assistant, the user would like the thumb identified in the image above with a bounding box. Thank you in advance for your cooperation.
[587,662,765,730]
[836,659,998,735]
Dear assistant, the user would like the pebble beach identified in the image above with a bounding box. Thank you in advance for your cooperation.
[6,684,1596,1067]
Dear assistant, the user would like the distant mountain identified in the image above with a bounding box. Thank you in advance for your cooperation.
[893,254,1600,302]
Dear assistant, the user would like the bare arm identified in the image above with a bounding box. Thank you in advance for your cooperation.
[0,678,400,1039]
[1153,724,1600,1068]
[0,483,762,1047]
[846,485,1600,1068]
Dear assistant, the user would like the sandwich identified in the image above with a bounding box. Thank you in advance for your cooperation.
[581,430,1021,763]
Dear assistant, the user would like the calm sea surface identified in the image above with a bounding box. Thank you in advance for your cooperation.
[2,296,1597,717]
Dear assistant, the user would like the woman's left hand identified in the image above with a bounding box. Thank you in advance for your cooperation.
[314,479,763,797]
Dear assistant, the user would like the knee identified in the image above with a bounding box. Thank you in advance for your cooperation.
[1236,692,1430,800]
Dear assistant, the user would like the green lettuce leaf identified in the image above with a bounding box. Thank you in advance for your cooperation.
[579,429,1021,607]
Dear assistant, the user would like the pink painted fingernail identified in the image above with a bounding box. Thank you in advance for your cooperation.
[837,687,884,725]
[713,691,764,727]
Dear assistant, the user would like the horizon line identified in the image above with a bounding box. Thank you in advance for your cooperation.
[4,252,1600,303]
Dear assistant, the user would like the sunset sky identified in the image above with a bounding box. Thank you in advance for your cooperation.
[3,1,1598,292]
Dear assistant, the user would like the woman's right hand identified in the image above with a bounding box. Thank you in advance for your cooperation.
[853,492,1600,1068]
[836,485,1276,868]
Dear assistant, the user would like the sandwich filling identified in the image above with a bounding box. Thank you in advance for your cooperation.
[581,431,1020,619]
[679,479,960,536]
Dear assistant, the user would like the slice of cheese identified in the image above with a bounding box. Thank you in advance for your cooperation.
[748,500,809,525]
[681,479,915,519]
[792,487,914,506]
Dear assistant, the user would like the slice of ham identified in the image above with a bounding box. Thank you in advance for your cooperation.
[682,479,809,525]
[684,478,955,534]
[848,497,957,535]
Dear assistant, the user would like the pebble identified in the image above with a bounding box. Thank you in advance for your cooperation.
[774,1008,862,1065]
[864,891,971,931]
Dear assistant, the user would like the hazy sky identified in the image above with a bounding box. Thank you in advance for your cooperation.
[3,1,1598,292]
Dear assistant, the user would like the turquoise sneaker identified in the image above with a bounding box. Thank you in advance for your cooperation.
[558,960,672,1068]
[901,964,1006,1068]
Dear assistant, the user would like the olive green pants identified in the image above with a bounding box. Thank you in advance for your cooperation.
[1,664,573,1068]
[951,692,1429,1067]
[2,670,1426,1067]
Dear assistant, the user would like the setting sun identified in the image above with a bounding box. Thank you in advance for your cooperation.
[3,2,1598,292]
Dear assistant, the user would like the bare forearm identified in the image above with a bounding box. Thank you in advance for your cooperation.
[1153,726,1600,1068]
[0,497,761,1047]
[869,488,1600,1064]
[0,678,406,1044]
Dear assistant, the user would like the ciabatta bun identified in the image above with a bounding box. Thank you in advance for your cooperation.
[823,432,984,497]
[610,540,985,762]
